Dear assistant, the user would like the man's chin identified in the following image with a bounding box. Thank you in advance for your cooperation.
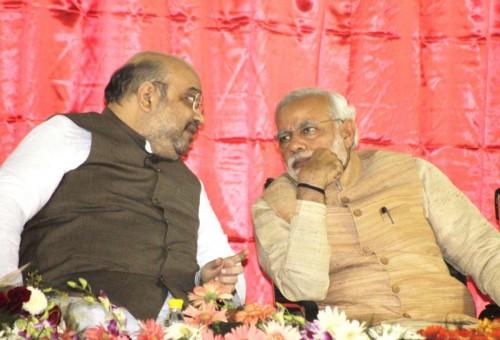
[174,139,192,157]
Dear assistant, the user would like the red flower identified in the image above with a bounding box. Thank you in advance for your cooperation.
[0,292,8,308]
[418,325,449,339]
[6,286,31,315]
[48,305,63,326]
[7,286,31,303]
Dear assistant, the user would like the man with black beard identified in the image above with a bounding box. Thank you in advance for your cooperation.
[0,51,246,324]
[252,88,499,327]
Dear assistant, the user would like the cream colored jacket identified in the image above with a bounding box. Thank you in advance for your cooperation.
[253,150,500,324]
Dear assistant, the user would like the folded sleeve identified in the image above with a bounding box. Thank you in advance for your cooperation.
[252,198,331,301]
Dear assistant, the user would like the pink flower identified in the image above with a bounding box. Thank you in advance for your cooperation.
[183,303,228,327]
[224,325,266,340]
[188,280,233,307]
[83,325,129,340]
[200,327,224,340]
[263,321,301,340]
[137,319,166,340]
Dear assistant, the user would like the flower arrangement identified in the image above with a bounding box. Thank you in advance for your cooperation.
[1,271,500,340]
[0,272,76,339]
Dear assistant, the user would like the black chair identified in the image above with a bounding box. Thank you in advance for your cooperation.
[479,188,500,320]
[495,188,499,225]
[274,284,319,322]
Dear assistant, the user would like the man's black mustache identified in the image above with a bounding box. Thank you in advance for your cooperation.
[187,120,199,132]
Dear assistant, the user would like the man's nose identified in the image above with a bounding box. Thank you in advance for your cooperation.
[286,132,307,154]
[194,109,204,125]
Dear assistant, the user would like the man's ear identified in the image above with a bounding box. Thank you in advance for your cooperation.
[137,82,156,112]
[340,119,356,149]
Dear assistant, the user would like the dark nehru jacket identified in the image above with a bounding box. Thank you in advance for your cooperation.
[19,109,201,320]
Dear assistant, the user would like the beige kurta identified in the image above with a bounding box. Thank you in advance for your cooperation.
[253,150,500,324]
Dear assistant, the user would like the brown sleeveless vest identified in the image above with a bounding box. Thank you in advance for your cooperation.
[19,109,200,320]
[264,150,475,323]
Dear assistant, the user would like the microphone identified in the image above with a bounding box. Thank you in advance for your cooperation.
[381,207,394,224]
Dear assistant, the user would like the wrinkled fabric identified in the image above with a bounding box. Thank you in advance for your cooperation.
[0,0,499,314]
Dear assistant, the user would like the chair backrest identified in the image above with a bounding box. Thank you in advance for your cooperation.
[495,188,499,224]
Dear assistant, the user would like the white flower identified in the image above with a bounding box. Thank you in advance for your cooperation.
[66,297,107,331]
[165,323,201,340]
[332,319,369,340]
[317,306,348,334]
[263,320,301,340]
[368,323,425,340]
[22,287,48,315]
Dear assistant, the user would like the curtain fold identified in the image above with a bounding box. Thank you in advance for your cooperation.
[1,0,498,314]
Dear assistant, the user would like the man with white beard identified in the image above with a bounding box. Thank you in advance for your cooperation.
[252,88,500,327]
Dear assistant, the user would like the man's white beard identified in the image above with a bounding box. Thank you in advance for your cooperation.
[286,133,348,182]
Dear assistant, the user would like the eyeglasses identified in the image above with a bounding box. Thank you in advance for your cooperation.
[152,81,203,113]
[183,92,203,113]
[275,119,342,146]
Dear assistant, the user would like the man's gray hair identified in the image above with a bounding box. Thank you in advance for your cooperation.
[275,88,359,147]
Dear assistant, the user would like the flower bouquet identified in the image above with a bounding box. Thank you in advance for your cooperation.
[2,270,500,340]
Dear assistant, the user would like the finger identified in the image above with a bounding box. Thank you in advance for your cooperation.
[223,250,248,266]
[217,275,238,285]
[201,258,224,283]
[206,257,224,270]
[220,265,245,276]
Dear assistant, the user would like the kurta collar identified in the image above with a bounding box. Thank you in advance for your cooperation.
[339,149,361,189]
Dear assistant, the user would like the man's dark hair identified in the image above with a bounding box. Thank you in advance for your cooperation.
[104,60,168,105]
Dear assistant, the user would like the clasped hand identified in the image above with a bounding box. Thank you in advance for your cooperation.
[298,147,344,189]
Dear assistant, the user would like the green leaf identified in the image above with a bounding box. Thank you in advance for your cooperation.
[84,296,97,304]
[78,278,88,289]
[66,281,78,289]
[98,296,111,311]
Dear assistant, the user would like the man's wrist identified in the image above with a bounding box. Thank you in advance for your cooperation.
[195,270,202,286]
[297,183,325,195]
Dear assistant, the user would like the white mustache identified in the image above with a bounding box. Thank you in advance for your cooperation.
[287,150,313,170]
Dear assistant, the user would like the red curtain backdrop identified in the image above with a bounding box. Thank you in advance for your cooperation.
[1,0,499,314]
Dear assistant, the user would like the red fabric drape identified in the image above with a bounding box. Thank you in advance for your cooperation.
[1,0,499,315]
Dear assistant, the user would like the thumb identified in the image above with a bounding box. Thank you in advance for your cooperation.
[207,257,224,270]
[201,257,224,284]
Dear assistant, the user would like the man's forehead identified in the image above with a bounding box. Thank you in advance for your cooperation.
[276,96,331,126]
[168,63,202,91]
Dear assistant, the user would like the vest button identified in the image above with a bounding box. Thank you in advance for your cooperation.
[380,257,389,265]
[341,197,350,203]
[392,285,400,293]
[362,246,371,254]
[353,209,362,216]
[402,313,411,319]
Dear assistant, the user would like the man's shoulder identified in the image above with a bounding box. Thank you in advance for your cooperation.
[356,149,417,170]
[357,149,414,161]
[58,111,103,125]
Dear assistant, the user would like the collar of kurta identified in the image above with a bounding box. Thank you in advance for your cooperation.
[339,149,362,189]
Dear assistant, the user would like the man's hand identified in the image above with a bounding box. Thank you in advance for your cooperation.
[200,250,248,293]
[298,147,344,189]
